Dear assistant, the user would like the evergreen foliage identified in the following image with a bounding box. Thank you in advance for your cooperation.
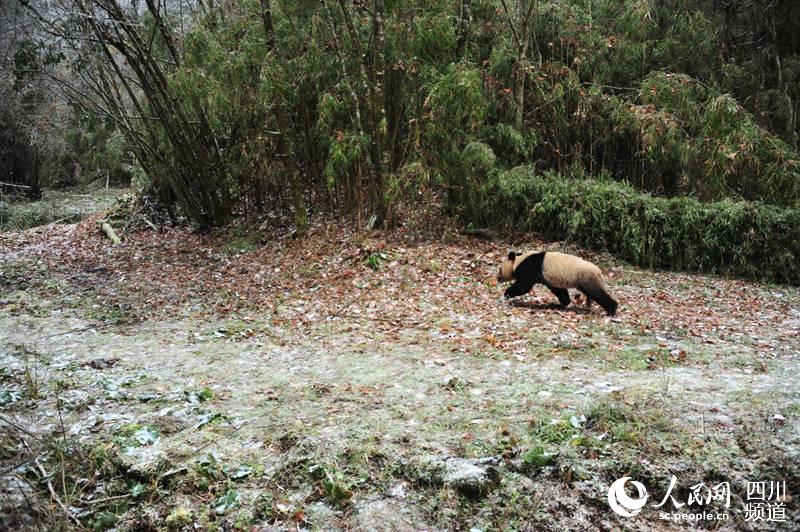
[13,0,800,280]
[128,0,798,213]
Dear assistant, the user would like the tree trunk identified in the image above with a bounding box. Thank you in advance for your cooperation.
[514,0,532,131]
[500,0,535,131]
[371,0,387,225]
[335,0,387,225]
[456,0,472,59]
[259,0,308,233]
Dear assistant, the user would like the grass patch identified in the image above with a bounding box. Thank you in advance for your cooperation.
[587,397,678,449]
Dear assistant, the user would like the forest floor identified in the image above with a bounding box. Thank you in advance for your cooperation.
[1,206,799,530]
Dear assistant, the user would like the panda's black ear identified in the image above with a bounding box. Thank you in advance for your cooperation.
[507,251,517,260]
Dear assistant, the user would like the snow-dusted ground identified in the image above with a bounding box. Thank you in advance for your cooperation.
[1,221,799,529]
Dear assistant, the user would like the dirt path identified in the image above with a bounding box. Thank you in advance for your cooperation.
[1,222,799,530]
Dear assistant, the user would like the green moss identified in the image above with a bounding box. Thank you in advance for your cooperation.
[165,506,193,530]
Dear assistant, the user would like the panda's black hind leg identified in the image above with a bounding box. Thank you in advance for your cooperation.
[580,286,618,316]
[547,286,571,308]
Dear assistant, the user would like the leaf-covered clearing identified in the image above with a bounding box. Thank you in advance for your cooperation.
[1,219,799,530]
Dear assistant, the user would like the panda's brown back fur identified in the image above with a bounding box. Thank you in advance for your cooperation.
[509,251,604,287]
[537,252,604,289]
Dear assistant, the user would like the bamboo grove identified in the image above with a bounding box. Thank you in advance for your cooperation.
[15,1,800,280]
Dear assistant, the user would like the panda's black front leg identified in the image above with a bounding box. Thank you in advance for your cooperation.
[504,281,534,299]
[547,286,571,308]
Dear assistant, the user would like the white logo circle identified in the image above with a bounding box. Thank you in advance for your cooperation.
[608,477,648,517]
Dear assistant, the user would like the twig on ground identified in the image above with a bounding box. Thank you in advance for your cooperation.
[143,217,158,231]
[34,459,81,527]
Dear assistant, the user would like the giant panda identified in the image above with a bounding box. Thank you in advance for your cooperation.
[497,251,618,316]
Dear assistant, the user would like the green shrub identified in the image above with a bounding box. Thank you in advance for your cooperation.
[475,167,800,284]
[462,142,497,178]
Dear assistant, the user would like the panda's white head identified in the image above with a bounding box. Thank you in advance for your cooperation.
[498,251,518,282]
